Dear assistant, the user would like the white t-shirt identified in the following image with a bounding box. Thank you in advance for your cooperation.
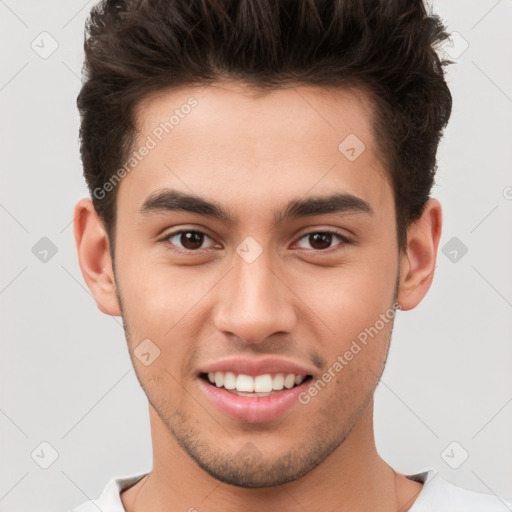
[71,466,512,512]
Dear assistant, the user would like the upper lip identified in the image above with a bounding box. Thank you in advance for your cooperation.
[198,356,316,377]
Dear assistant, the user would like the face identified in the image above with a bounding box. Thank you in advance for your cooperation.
[110,82,401,487]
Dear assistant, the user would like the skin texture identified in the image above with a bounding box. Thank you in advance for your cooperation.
[74,82,442,511]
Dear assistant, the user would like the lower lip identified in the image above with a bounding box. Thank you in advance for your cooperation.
[198,377,310,423]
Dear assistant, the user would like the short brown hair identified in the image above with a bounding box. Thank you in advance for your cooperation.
[77,0,452,254]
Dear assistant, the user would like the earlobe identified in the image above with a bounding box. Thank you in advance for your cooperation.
[397,199,443,311]
[73,197,122,316]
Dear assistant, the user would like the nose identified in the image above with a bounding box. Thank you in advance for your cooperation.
[213,250,297,345]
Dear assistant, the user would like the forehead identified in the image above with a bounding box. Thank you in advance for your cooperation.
[119,81,391,221]
[135,81,379,159]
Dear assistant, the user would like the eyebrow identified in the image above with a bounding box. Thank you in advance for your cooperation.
[139,188,374,225]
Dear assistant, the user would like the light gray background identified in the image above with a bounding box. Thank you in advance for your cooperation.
[1,1,511,511]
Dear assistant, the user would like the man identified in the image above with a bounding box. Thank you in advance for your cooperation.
[71,0,511,511]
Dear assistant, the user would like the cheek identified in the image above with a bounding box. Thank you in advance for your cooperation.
[117,256,208,334]
[294,257,397,345]
[116,261,218,391]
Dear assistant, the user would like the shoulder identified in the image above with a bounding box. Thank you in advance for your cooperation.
[409,467,512,512]
[69,473,148,512]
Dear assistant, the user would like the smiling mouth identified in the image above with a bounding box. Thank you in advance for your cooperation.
[199,372,313,397]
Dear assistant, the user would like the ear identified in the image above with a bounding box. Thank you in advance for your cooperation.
[73,197,122,316]
[397,198,442,311]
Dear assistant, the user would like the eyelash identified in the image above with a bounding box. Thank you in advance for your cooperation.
[159,229,352,254]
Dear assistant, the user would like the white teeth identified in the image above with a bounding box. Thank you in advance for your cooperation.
[236,374,254,392]
[223,371,236,390]
[254,374,273,393]
[284,374,295,389]
[272,373,284,390]
[214,372,224,387]
[205,372,308,392]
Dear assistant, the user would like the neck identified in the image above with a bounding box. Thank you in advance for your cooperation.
[123,399,423,512]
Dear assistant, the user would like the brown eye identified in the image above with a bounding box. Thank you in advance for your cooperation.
[164,230,214,251]
[307,233,333,250]
[296,231,349,251]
